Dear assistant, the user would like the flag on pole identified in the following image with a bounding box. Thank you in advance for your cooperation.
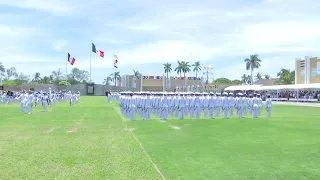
[92,43,104,58]
[67,53,76,65]
[113,53,118,68]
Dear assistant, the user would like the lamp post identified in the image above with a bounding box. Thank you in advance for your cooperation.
[203,65,213,84]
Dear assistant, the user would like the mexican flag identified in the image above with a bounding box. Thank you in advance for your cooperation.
[92,43,104,58]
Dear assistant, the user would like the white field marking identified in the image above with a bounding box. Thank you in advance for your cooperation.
[66,97,96,133]
[44,128,54,133]
[67,128,78,133]
[169,125,180,130]
[113,105,167,180]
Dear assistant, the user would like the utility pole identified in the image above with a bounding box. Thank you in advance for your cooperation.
[203,65,213,84]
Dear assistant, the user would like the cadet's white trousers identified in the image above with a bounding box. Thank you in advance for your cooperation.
[162,107,169,120]
[43,102,48,112]
[229,107,234,116]
[27,103,33,114]
[267,107,271,118]
[223,107,228,119]
[129,107,135,120]
[209,107,215,119]
[238,107,243,118]
[195,106,201,119]
[179,107,185,119]
[253,105,258,118]
[216,107,221,117]
[190,107,195,118]
[203,107,208,117]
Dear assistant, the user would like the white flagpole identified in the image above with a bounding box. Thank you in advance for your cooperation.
[66,53,68,86]
[90,41,92,83]
[112,53,115,86]
[162,74,165,92]
[140,75,143,91]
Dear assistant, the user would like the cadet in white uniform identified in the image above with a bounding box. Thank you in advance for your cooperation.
[208,92,215,119]
[228,92,235,116]
[42,93,49,112]
[194,93,202,119]
[257,94,262,117]
[27,91,35,114]
[266,94,272,118]
[221,92,229,119]
[215,93,221,117]
[253,93,259,118]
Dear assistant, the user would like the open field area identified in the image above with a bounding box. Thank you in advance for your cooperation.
[1,97,320,180]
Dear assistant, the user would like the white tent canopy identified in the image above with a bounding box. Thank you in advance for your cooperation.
[225,84,320,91]
[224,85,262,91]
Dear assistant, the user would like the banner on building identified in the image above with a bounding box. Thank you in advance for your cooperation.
[317,62,320,74]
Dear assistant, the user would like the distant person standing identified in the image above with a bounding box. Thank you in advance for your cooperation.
[266,94,272,118]
[106,90,111,103]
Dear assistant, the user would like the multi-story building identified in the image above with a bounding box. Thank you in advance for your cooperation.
[295,56,320,84]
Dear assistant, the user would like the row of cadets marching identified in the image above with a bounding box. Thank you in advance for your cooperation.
[117,91,272,120]
[1,90,81,114]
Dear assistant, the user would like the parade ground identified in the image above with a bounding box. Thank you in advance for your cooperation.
[1,97,320,180]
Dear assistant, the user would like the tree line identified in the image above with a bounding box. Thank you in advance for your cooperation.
[107,54,295,86]
[1,54,295,87]
[0,62,89,86]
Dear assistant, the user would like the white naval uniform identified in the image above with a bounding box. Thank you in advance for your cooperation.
[222,96,229,119]
[27,94,34,114]
[208,95,215,119]
[266,98,272,118]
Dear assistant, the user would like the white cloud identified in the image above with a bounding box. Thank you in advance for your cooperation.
[52,40,68,51]
[0,0,80,15]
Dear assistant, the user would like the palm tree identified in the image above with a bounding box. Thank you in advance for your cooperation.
[0,62,5,84]
[174,61,183,78]
[41,76,50,84]
[6,67,18,80]
[264,74,270,79]
[32,72,42,82]
[163,62,172,78]
[255,72,262,81]
[103,76,111,85]
[0,62,5,73]
[163,62,172,88]
[241,74,248,84]
[179,61,191,87]
[276,69,295,84]
[109,71,121,86]
[192,61,201,78]
[133,70,142,78]
[244,54,262,84]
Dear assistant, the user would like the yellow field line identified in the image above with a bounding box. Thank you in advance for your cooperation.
[112,104,167,180]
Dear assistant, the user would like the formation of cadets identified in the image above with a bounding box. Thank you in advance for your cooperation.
[0,89,81,114]
[108,91,273,120]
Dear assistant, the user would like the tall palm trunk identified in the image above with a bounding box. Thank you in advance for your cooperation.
[250,67,253,85]
[196,71,197,78]
[184,72,186,89]
[114,77,116,86]
[166,72,169,88]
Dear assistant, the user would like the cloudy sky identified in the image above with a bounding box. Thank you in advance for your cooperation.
[1,0,320,83]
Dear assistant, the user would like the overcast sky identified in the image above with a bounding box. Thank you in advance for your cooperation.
[1,0,320,83]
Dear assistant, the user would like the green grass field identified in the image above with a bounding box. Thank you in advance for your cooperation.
[1,96,320,180]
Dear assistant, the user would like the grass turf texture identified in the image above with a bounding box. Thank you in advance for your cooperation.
[0,97,319,180]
